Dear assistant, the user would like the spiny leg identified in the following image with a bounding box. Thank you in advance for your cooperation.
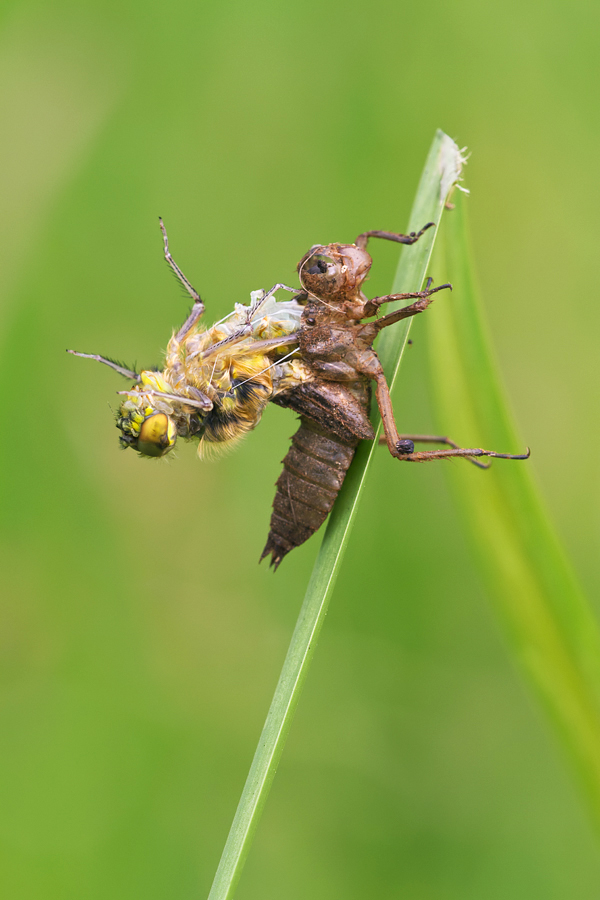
[373,371,406,458]
[366,283,509,464]
[159,217,202,303]
[354,353,405,458]
[393,445,531,463]
[159,218,205,341]
[116,388,212,411]
[366,278,451,315]
[373,280,452,331]
[359,353,529,465]
[355,222,435,251]
[66,350,140,381]
[378,433,490,469]
[378,432,529,464]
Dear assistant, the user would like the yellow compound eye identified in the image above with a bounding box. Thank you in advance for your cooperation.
[136,413,177,457]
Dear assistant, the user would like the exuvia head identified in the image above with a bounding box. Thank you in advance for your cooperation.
[297,243,372,300]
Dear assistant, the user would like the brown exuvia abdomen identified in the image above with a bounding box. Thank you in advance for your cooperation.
[260,417,358,569]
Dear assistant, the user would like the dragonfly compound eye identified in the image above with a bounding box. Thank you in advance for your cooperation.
[136,413,177,457]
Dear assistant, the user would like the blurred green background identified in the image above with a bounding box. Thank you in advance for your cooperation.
[1,0,599,897]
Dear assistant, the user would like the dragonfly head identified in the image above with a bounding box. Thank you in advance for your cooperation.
[117,402,177,458]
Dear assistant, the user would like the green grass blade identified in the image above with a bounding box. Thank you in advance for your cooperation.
[207,130,464,900]
[427,190,600,826]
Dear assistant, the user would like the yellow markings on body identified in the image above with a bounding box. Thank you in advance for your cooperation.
[140,370,170,392]
[221,396,237,413]
[254,318,289,339]
[230,353,271,381]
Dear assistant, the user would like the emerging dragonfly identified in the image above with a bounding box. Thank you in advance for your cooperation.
[69,220,528,567]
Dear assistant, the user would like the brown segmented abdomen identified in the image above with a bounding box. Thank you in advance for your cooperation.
[260,417,358,569]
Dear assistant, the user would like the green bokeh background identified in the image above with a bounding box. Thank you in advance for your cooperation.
[1,1,599,897]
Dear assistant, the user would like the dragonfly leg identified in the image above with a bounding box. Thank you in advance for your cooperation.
[159,218,205,341]
[355,222,435,250]
[66,350,139,381]
[389,437,530,464]
[355,351,405,456]
[356,354,530,465]
[372,279,452,329]
[378,433,491,469]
